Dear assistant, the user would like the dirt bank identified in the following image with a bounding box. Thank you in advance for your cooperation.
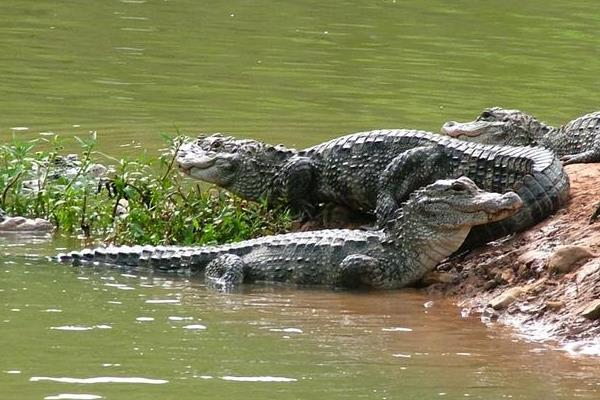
[429,164,600,354]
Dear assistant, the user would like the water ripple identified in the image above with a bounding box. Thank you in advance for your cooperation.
[31,376,168,384]
[221,376,297,383]
[382,327,413,332]
[145,299,180,304]
[50,325,112,331]
[44,395,102,400]
[182,324,206,330]
[268,327,303,333]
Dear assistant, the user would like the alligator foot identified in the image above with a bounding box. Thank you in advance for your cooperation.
[338,254,380,288]
[376,145,450,227]
[205,254,245,290]
[560,150,600,165]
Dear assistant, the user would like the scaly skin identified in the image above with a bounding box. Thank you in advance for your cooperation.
[176,130,569,248]
[442,107,600,164]
[56,177,522,289]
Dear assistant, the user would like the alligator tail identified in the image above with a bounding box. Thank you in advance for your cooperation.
[56,245,220,272]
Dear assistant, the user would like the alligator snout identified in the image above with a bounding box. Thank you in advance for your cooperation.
[499,191,523,211]
[441,121,462,137]
[175,145,218,175]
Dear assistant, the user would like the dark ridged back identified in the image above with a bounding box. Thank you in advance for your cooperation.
[304,129,569,246]
[433,135,569,247]
[557,111,600,153]
[58,230,381,270]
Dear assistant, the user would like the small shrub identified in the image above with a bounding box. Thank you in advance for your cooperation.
[0,133,293,246]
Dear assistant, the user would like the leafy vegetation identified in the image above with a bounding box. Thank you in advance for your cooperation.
[0,133,293,245]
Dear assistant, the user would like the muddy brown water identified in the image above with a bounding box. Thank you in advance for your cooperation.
[1,1,600,398]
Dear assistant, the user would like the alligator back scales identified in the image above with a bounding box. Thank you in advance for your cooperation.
[299,130,569,247]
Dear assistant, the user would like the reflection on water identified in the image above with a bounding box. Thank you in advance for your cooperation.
[1,0,600,398]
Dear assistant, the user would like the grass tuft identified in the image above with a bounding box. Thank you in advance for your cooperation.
[0,133,293,245]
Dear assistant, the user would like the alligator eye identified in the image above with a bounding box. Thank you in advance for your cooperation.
[480,111,494,119]
[451,182,467,191]
[211,140,223,149]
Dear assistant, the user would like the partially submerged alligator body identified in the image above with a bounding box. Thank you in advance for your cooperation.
[176,130,569,248]
[442,107,600,164]
[57,177,522,289]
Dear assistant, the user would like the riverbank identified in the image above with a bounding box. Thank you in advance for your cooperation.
[428,164,600,355]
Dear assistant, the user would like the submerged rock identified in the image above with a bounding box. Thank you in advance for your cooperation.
[0,216,53,232]
[0,207,53,232]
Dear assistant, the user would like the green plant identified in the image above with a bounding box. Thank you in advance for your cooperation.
[0,133,293,246]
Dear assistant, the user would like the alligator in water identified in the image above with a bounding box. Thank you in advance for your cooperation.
[442,107,600,165]
[176,130,569,248]
[56,177,522,289]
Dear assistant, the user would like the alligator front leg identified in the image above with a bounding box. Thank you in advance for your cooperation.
[376,145,450,226]
[338,254,381,288]
[560,145,600,164]
[205,254,245,289]
[275,156,318,219]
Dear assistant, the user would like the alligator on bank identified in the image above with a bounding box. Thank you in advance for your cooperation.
[57,177,522,289]
[176,130,569,248]
[442,107,600,165]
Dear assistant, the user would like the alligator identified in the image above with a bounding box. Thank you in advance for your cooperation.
[442,107,600,165]
[176,130,569,248]
[56,177,522,289]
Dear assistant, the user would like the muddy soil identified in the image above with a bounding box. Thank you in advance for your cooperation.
[428,164,600,354]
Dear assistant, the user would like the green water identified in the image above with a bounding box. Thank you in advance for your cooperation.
[1,0,600,398]
[2,0,600,150]
[2,257,599,400]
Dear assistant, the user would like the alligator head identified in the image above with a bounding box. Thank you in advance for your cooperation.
[176,134,296,201]
[409,176,522,227]
[441,107,541,146]
[387,176,522,253]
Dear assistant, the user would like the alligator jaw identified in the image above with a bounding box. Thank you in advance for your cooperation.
[452,190,523,226]
[442,120,504,138]
[479,191,523,223]
[177,151,234,185]
[486,205,521,223]
[177,155,217,176]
